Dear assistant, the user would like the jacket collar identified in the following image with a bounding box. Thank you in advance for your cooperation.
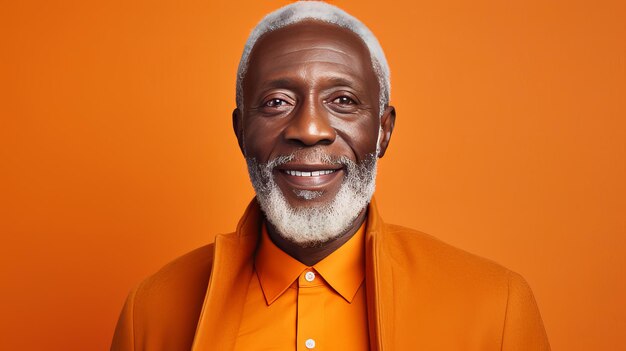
[364,197,387,351]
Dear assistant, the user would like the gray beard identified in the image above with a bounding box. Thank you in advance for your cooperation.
[246,150,377,247]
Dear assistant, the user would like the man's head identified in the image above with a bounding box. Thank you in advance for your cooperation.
[233,1,395,247]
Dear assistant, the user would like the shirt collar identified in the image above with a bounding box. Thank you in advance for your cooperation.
[255,221,366,305]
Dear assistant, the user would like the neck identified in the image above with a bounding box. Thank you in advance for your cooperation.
[266,209,368,266]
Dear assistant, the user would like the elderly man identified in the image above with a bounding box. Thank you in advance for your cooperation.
[111,2,550,350]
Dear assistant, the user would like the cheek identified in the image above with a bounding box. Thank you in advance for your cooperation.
[334,117,380,156]
[243,117,284,158]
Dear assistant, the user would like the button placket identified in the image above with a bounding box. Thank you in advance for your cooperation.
[297,269,325,350]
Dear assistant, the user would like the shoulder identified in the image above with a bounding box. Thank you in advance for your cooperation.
[133,240,218,308]
[374,224,545,347]
[369,223,549,348]
[379,223,515,295]
[143,242,216,285]
[122,239,223,349]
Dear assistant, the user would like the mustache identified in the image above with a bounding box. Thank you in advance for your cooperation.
[265,149,353,170]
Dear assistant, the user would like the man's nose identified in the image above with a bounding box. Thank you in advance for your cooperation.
[283,101,336,146]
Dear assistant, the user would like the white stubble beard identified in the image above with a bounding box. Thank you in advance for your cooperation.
[246,150,378,247]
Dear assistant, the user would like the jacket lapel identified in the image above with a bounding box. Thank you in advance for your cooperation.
[191,201,261,351]
[365,197,393,351]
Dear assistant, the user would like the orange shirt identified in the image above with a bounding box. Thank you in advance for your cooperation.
[233,222,369,351]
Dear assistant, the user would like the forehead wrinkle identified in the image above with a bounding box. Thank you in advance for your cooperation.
[254,50,369,87]
[257,65,369,96]
[260,46,367,72]
[268,44,363,58]
[247,54,366,95]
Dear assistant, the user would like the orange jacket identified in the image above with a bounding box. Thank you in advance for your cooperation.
[111,199,550,350]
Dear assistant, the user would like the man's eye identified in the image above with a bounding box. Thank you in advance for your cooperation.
[332,96,356,105]
[264,98,289,107]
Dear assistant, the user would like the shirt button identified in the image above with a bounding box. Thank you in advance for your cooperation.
[304,271,315,282]
[305,338,316,349]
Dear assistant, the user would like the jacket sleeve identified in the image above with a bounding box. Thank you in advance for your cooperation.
[501,272,551,350]
[111,288,137,351]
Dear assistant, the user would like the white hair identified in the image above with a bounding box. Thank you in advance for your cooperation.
[236,1,391,116]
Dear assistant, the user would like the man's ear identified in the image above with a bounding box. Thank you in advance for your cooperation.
[232,108,245,156]
[377,105,396,158]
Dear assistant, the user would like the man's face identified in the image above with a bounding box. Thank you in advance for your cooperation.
[234,21,394,244]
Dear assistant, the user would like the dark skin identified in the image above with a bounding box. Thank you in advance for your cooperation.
[233,21,396,266]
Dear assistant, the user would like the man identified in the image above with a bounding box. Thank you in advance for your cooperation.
[111,2,550,350]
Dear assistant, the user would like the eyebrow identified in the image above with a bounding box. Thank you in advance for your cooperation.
[325,76,361,88]
[262,78,296,90]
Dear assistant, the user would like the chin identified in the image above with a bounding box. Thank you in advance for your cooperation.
[246,152,378,246]
[288,189,337,206]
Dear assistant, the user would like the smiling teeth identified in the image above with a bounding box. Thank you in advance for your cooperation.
[284,170,336,177]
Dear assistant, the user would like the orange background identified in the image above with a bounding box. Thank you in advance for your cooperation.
[1,0,624,350]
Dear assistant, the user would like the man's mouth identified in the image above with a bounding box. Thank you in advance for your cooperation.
[281,169,337,177]
[275,164,344,190]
